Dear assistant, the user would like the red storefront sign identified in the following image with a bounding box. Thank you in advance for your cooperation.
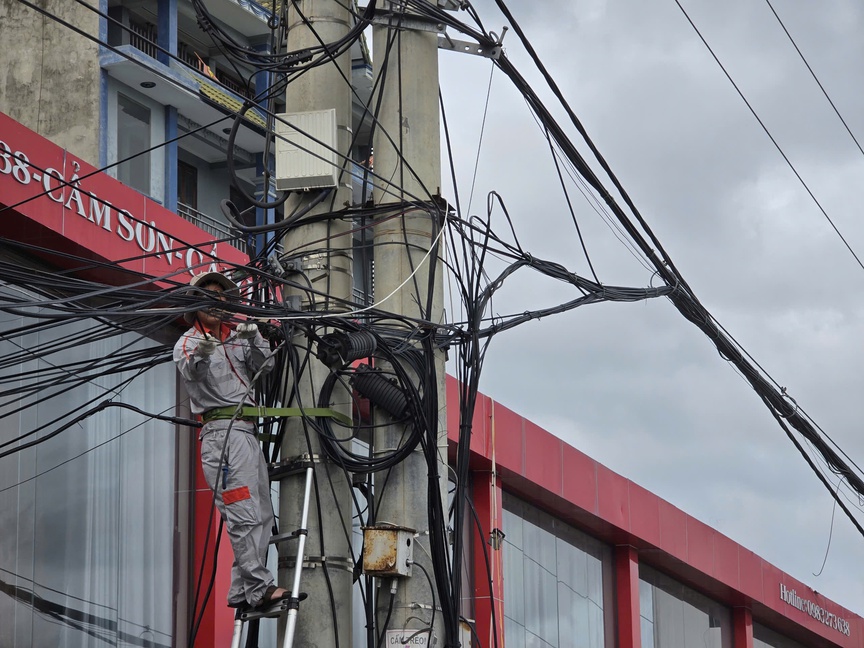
[0,110,246,284]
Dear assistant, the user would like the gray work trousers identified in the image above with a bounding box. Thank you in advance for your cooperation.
[200,419,275,607]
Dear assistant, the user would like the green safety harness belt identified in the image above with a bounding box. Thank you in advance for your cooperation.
[202,405,351,426]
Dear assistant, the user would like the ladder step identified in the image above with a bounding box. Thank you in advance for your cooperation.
[269,529,307,545]
[239,600,290,621]
[268,461,314,481]
[238,593,308,621]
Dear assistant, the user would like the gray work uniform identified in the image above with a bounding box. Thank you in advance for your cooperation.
[173,324,276,607]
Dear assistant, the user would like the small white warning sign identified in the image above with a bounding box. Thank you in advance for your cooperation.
[384,629,432,646]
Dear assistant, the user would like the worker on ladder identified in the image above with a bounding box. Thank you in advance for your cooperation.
[173,271,289,612]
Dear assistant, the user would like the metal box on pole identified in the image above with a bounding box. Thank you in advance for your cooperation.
[275,109,339,191]
[362,525,415,577]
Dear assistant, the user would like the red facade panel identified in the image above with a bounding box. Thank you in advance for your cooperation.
[615,545,642,648]
[628,482,661,547]
[733,607,754,648]
[657,499,687,562]
[686,517,716,576]
[762,562,788,617]
[713,531,741,592]
[471,471,506,648]
[738,548,764,601]
[596,464,630,532]
[470,393,491,458]
[444,375,492,462]
[487,401,525,476]
[523,420,562,496]
[192,441,235,646]
[561,444,598,515]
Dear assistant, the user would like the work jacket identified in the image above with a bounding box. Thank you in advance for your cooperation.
[173,322,275,415]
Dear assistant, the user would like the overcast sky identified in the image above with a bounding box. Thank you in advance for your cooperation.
[437,0,864,614]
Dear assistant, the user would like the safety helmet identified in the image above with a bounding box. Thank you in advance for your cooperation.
[184,271,239,324]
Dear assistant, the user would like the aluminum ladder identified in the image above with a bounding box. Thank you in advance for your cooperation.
[230,466,313,648]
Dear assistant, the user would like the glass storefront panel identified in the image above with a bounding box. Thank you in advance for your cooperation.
[639,565,732,648]
[640,579,656,648]
[754,623,807,648]
[0,304,178,647]
[524,554,558,645]
[502,494,613,648]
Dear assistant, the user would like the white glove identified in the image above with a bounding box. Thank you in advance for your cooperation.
[236,322,258,340]
[196,334,217,357]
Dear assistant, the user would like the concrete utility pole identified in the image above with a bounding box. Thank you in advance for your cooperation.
[372,5,448,646]
[279,1,354,646]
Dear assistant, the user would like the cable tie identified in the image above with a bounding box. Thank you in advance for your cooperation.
[391,602,437,611]
[778,388,800,419]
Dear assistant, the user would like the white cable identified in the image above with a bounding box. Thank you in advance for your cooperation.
[270,208,450,321]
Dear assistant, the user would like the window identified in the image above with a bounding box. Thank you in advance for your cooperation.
[117,93,152,196]
[639,565,732,648]
[502,494,613,648]
[106,82,164,203]
[754,623,807,648]
[178,160,198,210]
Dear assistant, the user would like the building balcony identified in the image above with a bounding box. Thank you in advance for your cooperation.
[177,202,247,254]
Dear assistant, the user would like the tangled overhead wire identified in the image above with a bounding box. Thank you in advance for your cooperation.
[191,0,377,76]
